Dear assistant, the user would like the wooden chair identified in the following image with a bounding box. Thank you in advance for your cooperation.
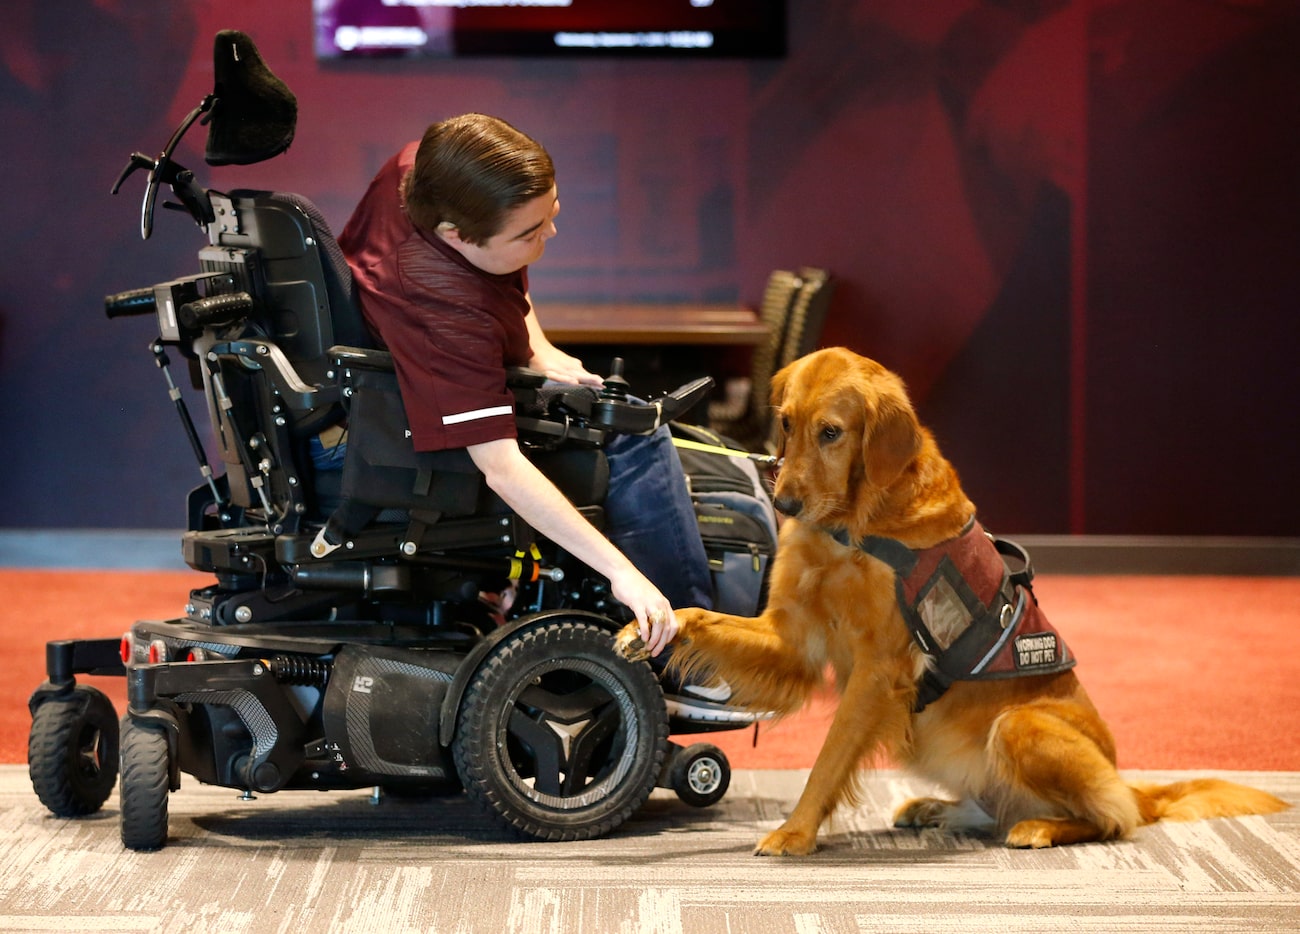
[710,267,834,451]
[778,267,836,370]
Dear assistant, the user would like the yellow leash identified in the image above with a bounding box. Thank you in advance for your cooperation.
[670,436,781,468]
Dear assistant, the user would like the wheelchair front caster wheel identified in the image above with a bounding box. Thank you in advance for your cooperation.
[119,718,171,851]
[669,743,730,808]
[28,685,119,817]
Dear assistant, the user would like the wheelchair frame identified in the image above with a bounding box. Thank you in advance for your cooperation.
[27,30,750,851]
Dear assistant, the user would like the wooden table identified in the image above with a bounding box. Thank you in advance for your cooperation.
[538,303,766,346]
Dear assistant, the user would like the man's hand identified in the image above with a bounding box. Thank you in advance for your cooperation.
[529,344,603,387]
[606,567,678,657]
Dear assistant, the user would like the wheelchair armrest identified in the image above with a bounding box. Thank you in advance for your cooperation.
[329,345,393,372]
[506,366,546,388]
[516,415,607,449]
[588,375,715,434]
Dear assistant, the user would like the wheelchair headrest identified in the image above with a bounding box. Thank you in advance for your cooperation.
[205,30,297,167]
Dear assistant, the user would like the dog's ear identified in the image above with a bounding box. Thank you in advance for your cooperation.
[769,364,791,453]
[863,394,922,488]
[769,362,791,410]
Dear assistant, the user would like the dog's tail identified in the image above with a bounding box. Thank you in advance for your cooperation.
[1129,778,1290,826]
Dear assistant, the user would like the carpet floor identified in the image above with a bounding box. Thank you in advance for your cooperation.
[1,766,1296,933]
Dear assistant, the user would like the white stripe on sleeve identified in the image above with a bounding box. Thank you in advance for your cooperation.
[442,404,514,426]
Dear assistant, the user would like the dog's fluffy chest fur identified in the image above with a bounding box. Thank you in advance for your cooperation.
[777,521,914,674]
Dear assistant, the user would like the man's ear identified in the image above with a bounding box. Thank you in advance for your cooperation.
[436,221,478,260]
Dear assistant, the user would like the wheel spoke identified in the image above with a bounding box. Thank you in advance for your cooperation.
[515,681,611,721]
[507,708,565,795]
[562,704,621,794]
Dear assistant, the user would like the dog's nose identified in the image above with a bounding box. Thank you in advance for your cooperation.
[773,496,802,517]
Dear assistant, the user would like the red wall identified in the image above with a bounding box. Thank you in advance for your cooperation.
[1,0,1296,535]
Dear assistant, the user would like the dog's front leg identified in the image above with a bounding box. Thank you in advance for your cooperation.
[756,665,899,856]
[615,608,817,715]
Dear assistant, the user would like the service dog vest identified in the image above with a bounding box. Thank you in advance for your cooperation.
[827,519,1075,713]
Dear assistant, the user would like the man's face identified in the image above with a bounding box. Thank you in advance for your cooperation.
[441,186,560,275]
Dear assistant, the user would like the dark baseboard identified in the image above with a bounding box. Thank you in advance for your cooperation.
[1015,535,1300,576]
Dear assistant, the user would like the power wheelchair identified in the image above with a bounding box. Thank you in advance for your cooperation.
[27,31,763,850]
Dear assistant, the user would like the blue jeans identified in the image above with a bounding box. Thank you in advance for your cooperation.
[602,425,713,611]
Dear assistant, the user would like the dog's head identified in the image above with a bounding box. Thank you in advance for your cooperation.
[769,347,927,529]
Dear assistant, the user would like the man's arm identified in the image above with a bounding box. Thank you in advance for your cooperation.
[523,295,604,386]
[467,437,677,656]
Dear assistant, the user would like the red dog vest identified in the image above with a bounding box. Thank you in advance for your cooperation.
[829,519,1075,712]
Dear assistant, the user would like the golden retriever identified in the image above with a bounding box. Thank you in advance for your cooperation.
[617,347,1289,855]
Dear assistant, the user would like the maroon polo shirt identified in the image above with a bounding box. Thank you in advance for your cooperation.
[338,141,532,452]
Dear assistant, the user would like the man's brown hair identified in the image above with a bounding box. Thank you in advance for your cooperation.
[403,113,555,245]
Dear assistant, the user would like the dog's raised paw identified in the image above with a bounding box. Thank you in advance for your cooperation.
[613,625,650,662]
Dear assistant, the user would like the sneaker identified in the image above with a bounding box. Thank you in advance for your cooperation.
[661,676,772,724]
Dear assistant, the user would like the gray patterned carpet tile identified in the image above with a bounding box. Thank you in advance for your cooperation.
[1,766,1296,933]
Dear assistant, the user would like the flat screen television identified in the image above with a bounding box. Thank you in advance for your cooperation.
[315,0,785,59]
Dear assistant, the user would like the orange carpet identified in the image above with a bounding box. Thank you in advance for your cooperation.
[4,569,1298,770]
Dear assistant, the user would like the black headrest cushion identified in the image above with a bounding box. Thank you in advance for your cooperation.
[205,30,298,166]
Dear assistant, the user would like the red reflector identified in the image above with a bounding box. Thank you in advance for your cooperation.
[147,639,167,664]
[119,635,131,665]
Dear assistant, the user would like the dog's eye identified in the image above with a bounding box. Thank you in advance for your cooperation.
[819,425,842,444]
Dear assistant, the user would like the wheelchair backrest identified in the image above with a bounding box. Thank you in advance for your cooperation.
[193,190,366,527]
[200,190,371,383]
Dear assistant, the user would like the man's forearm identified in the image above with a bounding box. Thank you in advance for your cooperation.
[467,438,634,584]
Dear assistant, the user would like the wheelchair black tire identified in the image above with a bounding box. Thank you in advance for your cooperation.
[668,742,731,808]
[28,686,120,818]
[452,618,668,842]
[119,718,170,851]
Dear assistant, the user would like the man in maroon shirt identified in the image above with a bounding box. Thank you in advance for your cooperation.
[338,114,747,720]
